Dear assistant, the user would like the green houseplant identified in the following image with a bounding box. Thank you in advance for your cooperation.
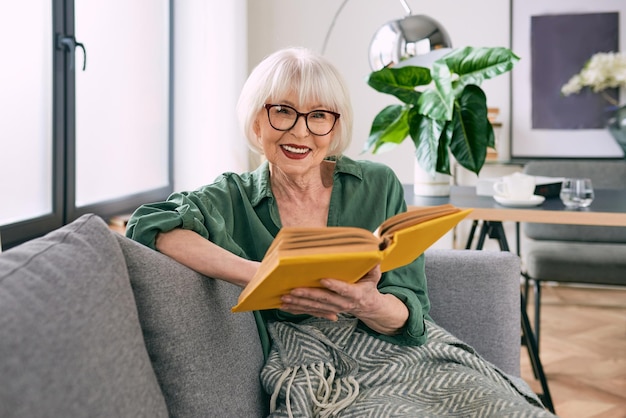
[364,46,520,176]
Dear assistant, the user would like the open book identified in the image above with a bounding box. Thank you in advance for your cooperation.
[231,204,472,312]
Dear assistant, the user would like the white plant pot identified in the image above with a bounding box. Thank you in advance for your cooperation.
[414,162,451,196]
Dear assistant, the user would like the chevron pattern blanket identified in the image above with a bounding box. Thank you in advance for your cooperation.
[261,317,556,417]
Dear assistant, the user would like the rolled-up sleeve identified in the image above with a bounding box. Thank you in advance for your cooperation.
[125,191,218,250]
[375,254,430,346]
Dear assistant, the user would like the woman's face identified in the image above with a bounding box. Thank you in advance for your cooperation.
[254,91,336,179]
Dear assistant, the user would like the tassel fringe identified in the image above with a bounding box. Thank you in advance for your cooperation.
[269,361,360,417]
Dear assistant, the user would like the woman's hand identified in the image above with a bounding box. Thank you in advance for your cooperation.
[279,265,409,335]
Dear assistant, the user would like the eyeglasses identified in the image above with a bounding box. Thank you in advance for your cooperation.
[264,104,340,136]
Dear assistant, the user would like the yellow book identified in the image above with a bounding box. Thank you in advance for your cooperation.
[231,204,472,312]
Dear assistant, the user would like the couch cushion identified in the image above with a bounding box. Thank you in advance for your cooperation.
[117,235,268,418]
[0,214,168,417]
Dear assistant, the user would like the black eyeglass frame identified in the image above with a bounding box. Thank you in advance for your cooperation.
[263,104,340,136]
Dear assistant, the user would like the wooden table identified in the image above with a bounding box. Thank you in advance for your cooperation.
[406,185,626,226]
[404,185,626,413]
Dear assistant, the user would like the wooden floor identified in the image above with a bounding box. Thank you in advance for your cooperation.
[520,283,626,418]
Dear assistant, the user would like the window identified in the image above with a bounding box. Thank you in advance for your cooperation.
[0,0,172,249]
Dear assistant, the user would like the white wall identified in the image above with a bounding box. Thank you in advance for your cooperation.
[246,0,511,184]
[173,0,249,192]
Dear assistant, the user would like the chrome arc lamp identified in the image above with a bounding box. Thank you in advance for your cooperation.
[368,0,452,70]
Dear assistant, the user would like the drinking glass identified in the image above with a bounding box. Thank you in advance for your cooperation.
[559,178,594,209]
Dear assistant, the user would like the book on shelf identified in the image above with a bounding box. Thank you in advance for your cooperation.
[231,204,472,312]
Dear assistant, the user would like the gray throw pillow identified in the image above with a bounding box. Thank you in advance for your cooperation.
[0,214,168,417]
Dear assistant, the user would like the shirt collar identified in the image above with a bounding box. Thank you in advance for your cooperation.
[249,160,273,207]
[332,155,363,180]
[248,155,363,207]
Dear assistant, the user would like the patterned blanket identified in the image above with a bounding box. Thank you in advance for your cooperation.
[261,316,557,417]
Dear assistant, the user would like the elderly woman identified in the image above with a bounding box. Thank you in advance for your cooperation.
[126,47,554,417]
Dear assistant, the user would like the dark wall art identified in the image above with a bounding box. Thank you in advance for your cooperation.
[511,1,625,158]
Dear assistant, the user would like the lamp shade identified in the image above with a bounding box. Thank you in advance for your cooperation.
[369,14,452,71]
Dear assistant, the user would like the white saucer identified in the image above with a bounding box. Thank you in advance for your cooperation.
[493,194,545,207]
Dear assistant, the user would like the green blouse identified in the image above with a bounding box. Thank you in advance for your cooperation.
[126,156,431,358]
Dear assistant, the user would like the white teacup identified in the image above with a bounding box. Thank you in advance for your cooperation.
[493,173,536,200]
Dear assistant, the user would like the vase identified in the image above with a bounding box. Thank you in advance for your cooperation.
[414,162,451,196]
[607,105,626,156]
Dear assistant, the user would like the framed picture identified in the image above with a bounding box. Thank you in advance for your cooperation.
[511,0,626,158]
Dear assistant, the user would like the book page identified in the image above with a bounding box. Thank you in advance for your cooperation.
[377,204,459,237]
[280,237,379,251]
[379,208,472,272]
[272,227,379,251]
[276,242,380,257]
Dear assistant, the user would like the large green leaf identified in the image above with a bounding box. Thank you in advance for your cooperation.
[419,60,454,121]
[408,107,447,174]
[367,66,431,105]
[365,105,409,153]
[449,85,492,174]
[440,46,520,94]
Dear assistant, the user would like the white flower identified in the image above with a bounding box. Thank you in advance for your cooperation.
[561,51,626,105]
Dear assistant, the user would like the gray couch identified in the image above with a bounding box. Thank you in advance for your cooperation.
[0,214,522,417]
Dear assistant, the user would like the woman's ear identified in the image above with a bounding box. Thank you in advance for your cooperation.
[253,117,261,137]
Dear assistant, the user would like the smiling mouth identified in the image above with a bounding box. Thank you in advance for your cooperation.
[281,144,310,155]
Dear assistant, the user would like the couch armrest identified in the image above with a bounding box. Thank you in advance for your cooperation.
[425,249,521,376]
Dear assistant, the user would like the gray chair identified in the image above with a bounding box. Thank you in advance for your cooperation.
[522,160,626,349]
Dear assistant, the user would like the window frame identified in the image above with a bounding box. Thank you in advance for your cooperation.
[0,0,173,250]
